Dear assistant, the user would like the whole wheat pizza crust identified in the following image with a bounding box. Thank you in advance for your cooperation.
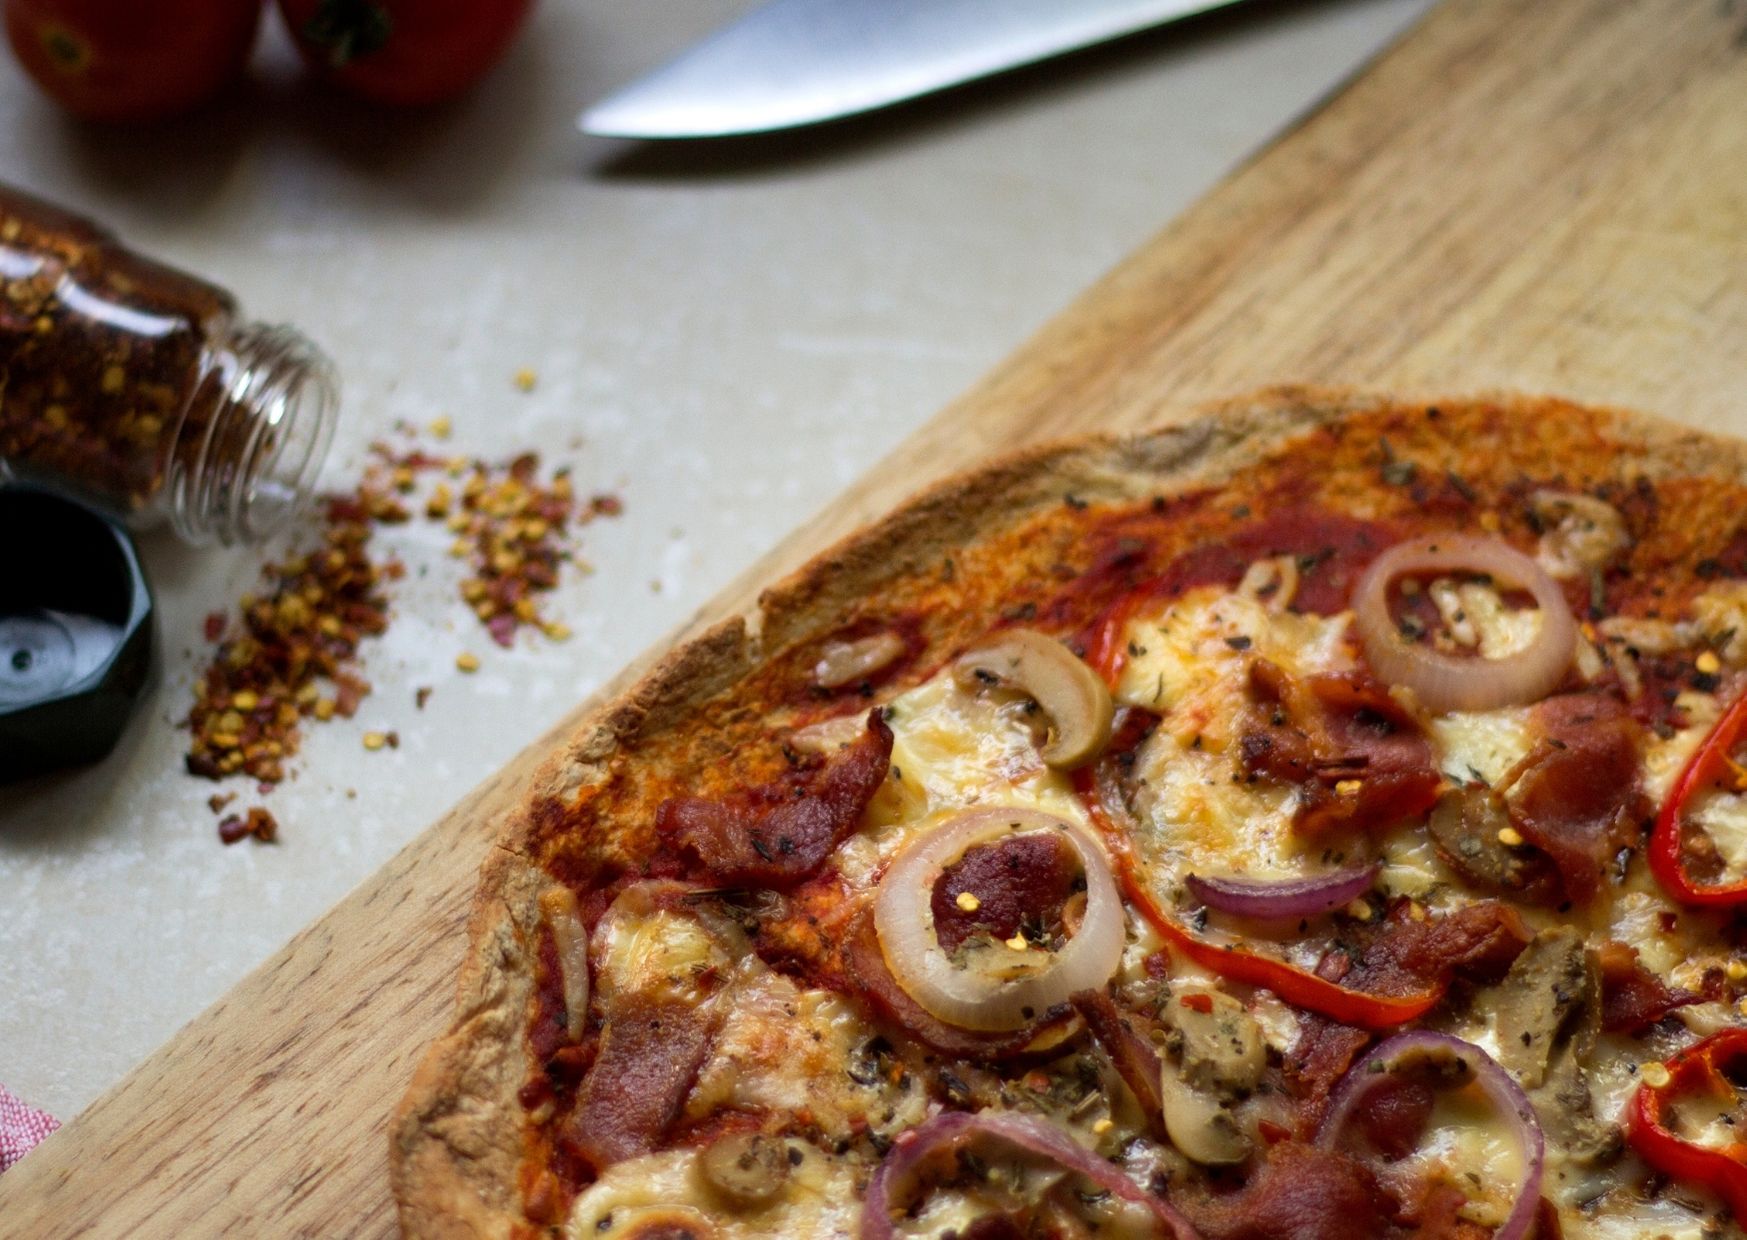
[389,385,1740,1239]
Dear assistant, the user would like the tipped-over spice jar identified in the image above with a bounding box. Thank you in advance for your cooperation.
[0,184,338,544]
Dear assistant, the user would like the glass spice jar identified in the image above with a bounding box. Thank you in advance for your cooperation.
[0,184,338,545]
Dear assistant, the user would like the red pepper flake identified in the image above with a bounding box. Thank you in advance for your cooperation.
[185,488,394,785]
[365,440,620,649]
[186,430,622,806]
[446,456,607,647]
[1179,993,1216,1014]
[218,807,278,845]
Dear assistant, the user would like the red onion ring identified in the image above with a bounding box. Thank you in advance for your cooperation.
[874,808,1125,1032]
[1317,1031,1544,1240]
[1185,864,1379,921]
[861,1110,1201,1240]
[1352,534,1576,714]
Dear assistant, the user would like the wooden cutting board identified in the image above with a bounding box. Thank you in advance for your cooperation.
[4,0,1745,1233]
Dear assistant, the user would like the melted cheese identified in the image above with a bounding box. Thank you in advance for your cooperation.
[686,965,928,1138]
[565,1143,860,1239]
[900,1176,1157,1240]
[1392,1088,1524,1228]
[1430,706,1534,785]
[1692,581,1747,665]
[1130,733,1306,881]
[1114,587,1352,747]
[832,672,1092,886]
[1645,693,1717,802]
[875,673,1086,825]
[596,908,729,1005]
[1429,578,1542,657]
[1377,830,1450,901]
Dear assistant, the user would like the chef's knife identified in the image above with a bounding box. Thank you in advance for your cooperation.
[581,0,1251,139]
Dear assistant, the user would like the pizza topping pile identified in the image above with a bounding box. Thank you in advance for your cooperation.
[501,408,1747,1239]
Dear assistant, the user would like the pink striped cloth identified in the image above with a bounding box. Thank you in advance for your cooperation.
[0,1083,58,1173]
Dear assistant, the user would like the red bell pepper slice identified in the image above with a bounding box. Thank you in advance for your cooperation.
[1626,1028,1747,1218]
[1650,683,1747,906]
[1072,765,1442,1031]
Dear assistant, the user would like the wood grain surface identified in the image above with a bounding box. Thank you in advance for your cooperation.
[4,0,1745,1234]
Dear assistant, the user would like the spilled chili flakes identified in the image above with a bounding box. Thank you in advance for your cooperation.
[186,492,393,784]
[447,452,592,647]
[186,432,621,805]
[370,440,615,648]
[218,807,279,845]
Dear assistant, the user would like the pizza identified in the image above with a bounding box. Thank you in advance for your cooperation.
[393,389,1747,1240]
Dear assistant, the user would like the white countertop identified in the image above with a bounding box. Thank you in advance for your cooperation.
[0,0,1432,1120]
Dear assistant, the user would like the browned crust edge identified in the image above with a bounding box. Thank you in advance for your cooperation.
[388,384,1740,1238]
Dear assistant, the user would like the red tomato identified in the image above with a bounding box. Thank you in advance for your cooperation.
[4,0,263,123]
[277,0,533,107]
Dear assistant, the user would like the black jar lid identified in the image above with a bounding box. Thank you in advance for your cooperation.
[0,485,155,783]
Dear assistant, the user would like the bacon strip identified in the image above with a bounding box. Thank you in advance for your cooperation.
[1284,1015,1371,1130]
[1348,1075,1436,1161]
[840,909,1044,1059]
[1184,1141,1399,1240]
[657,710,893,887]
[567,994,715,1170]
[1071,990,1165,1127]
[1279,901,1528,1131]
[932,831,1081,955]
[1241,661,1442,838]
[1321,899,1532,1000]
[1507,693,1646,905]
[1597,940,1700,1033]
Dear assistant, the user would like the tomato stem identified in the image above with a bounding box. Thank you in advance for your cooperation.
[40,26,89,73]
[303,0,393,67]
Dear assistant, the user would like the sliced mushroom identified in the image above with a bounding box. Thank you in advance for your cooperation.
[1427,786,1552,901]
[1158,1069,1250,1167]
[1164,988,1266,1094]
[697,1131,791,1207]
[1156,988,1265,1166]
[1532,490,1629,581]
[813,631,907,690]
[952,629,1114,769]
[1537,1046,1622,1167]
[539,886,590,1042]
[1491,927,1596,1089]
[1489,928,1620,1166]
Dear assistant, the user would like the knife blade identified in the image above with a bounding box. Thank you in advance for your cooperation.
[580,0,1249,139]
